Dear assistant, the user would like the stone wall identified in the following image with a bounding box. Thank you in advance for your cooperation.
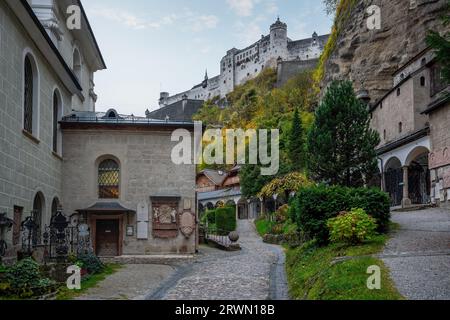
[61,129,197,254]
[322,0,449,104]
[429,102,450,207]
[0,1,72,257]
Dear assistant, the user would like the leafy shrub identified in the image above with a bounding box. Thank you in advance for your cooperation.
[77,253,104,274]
[270,224,284,235]
[275,204,289,224]
[4,258,56,298]
[6,258,42,291]
[327,209,377,244]
[215,206,236,234]
[292,185,390,245]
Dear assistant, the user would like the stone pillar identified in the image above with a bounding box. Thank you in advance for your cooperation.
[402,166,411,207]
[235,203,239,220]
[260,198,265,218]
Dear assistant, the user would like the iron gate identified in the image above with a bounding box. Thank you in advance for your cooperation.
[385,168,403,207]
[408,163,431,205]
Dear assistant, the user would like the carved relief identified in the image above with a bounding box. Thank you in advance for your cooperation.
[179,211,195,239]
[150,197,180,239]
[429,147,450,169]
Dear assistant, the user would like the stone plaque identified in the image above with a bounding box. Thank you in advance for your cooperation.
[150,196,180,239]
[179,211,195,239]
[137,202,149,222]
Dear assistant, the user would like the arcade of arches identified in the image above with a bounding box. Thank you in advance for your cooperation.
[381,146,431,207]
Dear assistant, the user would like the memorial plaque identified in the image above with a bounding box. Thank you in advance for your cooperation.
[137,202,149,239]
[150,196,180,239]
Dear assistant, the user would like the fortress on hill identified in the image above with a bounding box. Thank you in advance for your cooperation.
[146,18,329,120]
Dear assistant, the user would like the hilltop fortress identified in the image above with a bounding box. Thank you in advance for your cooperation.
[147,18,329,120]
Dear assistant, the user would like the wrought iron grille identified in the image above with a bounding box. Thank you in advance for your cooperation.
[43,211,92,262]
[98,159,120,199]
[24,56,33,134]
[21,215,38,255]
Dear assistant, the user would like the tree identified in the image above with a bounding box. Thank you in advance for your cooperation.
[258,172,312,200]
[426,0,450,85]
[323,0,338,16]
[287,108,305,171]
[307,80,380,187]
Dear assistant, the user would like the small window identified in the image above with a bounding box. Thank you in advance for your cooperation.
[98,159,120,199]
[399,122,403,133]
[52,91,61,153]
[397,88,401,96]
[383,130,386,140]
[420,76,426,87]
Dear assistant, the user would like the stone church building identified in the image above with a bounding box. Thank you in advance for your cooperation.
[369,47,450,208]
[0,0,197,264]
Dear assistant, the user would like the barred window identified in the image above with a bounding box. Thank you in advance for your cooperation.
[24,56,34,134]
[98,159,120,199]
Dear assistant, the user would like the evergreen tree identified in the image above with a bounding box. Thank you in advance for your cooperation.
[426,0,450,85]
[288,108,305,171]
[307,80,380,187]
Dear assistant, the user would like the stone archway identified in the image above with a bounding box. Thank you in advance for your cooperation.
[406,147,430,205]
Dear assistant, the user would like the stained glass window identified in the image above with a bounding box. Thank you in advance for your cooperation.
[98,159,120,199]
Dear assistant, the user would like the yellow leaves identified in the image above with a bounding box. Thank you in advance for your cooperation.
[258,172,312,198]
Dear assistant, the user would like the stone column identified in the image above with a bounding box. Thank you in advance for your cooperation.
[402,166,411,207]
[235,203,239,221]
[260,198,265,218]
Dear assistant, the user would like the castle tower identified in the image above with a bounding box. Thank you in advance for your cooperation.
[270,17,288,60]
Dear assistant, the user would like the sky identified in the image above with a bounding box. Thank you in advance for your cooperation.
[83,0,333,116]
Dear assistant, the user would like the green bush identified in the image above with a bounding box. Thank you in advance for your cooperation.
[215,206,236,234]
[292,185,390,245]
[77,253,105,275]
[4,258,56,298]
[327,208,378,244]
[200,209,216,225]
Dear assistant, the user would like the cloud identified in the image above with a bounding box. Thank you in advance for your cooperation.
[190,15,220,32]
[227,0,257,17]
[233,19,264,46]
[89,6,218,32]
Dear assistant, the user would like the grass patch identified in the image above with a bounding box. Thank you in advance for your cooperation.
[55,263,122,300]
[286,234,403,300]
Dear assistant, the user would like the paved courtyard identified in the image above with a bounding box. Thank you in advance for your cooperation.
[76,220,289,300]
[149,220,289,300]
[382,208,450,300]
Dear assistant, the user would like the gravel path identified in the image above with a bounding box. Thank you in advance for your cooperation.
[148,220,289,300]
[382,208,450,300]
[75,264,175,300]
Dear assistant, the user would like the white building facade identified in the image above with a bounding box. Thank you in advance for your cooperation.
[158,18,329,107]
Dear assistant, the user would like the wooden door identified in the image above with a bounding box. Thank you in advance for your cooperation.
[96,220,119,257]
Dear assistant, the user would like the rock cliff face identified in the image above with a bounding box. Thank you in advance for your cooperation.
[322,0,449,103]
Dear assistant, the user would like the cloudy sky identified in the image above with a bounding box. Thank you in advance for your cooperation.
[83,0,333,116]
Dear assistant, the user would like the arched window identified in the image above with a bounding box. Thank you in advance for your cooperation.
[51,197,60,218]
[32,192,45,245]
[73,48,82,81]
[420,76,426,87]
[52,90,62,153]
[24,56,35,134]
[98,159,120,199]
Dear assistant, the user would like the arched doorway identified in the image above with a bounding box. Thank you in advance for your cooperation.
[384,157,403,207]
[237,198,248,220]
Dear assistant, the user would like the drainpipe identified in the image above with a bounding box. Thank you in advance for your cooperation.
[378,157,385,192]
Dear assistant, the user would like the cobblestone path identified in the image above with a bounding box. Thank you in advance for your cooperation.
[148,220,289,300]
[382,208,450,300]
